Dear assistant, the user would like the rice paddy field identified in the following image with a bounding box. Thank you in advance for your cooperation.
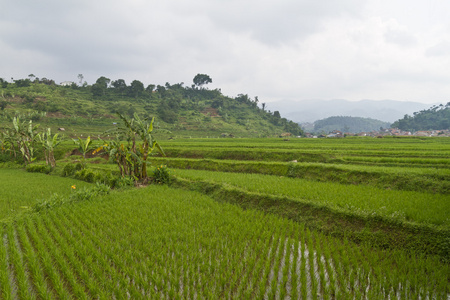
[0,169,92,220]
[0,136,449,299]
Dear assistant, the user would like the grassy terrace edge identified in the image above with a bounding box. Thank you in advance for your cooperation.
[149,157,450,194]
[171,176,449,261]
[3,166,448,262]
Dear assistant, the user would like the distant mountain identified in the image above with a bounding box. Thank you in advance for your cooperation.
[268,99,434,123]
[311,116,391,134]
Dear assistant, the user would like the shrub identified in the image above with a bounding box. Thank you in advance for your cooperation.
[114,176,136,189]
[65,165,123,188]
[0,153,12,163]
[74,168,96,183]
[153,165,171,184]
[26,164,52,174]
[62,163,83,177]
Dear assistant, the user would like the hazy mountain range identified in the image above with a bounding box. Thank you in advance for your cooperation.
[268,99,436,123]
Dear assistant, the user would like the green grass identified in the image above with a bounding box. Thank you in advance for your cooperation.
[0,185,447,298]
[173,169,450,227]
[149,157,450,193]
[158,137,450,168]
[0,169,92,220]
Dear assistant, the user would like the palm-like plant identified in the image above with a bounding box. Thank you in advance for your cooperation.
[38,128,62,168]
[1,129,16,158]
[98,113,164,182]
[73,136,93,167]
[126,113,164,179]
[98,138,128,177]
[11,117,39,164]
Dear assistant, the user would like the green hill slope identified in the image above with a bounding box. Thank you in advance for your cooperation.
[312,116,390,134]
[391,102,450,131]
[0,76,303,138]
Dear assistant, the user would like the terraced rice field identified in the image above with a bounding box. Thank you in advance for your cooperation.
[1,185,448,299]
[173,169,449,226]
[1,136,449,298]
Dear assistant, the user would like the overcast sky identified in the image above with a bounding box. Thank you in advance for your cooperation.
[1,0,449,105]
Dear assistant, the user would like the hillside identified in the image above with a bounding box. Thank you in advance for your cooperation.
[391,102,450,131]
[310,116,391,134]
[0,76,303,138]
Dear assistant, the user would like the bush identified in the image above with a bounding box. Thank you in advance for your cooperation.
[0,153,23,164]
[26,164,52,174]
[114,176,136,189]
[74,168,96,183]
[62,163,83,177]
[0,153,11,163]
[153,165,171,184]
[68,166,123,188]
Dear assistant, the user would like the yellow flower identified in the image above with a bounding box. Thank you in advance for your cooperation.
[71,185,76,189]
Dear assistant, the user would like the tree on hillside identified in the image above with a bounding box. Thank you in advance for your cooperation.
[253,96,259,108]
[261,102,266,111]
[236,94,251,105]
[284,120,303,136]
[92,76,110,97]
[112,79,127,89]
[78,74,84,85]
[39,78,55,85]
[112,79,127,96]
[0,78,8,88]
[14,79,32,87]
[146,84,155,93]
[129,80,144,98]
[193,74,212,88]
[273,111,281,119]
[156,85,166,97]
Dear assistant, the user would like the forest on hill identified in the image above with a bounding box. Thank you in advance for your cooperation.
[0,74,303,138]
[391,103,450,131]
[311,116,391,134]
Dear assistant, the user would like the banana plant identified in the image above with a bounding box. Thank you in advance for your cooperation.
[97,138,128,177]
[11,117,39,164]
[72,135,93,167]
[1,129,17,158]
[97,113,164,182]
[37,128,62,168]
[129,113,163,179]
[118,112,165,180]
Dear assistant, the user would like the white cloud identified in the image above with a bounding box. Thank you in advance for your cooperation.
[426,40,450,57]
[0,0,450,104]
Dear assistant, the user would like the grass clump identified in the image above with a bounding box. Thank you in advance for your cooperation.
[61,162,84,177]
[32,182,110,213]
